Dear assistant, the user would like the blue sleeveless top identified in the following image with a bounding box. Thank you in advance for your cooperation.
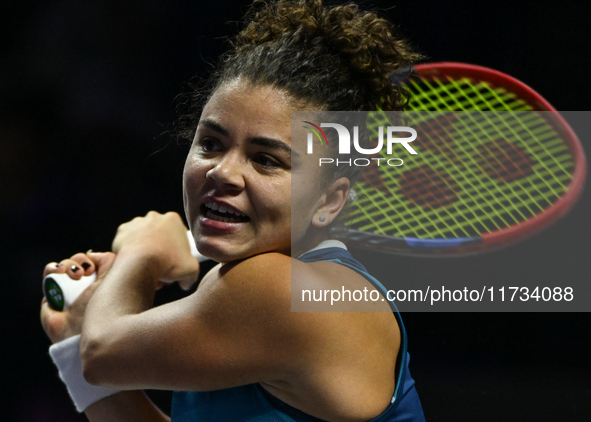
[171,247,425,422]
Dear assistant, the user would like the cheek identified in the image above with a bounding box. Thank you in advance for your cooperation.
[291,156,323,207]
[182,156,195,196]
[290,179,319,222]
[184,150,210,181]
[245,176,293,231]
[183,154,207,206]
[256,179,291,216]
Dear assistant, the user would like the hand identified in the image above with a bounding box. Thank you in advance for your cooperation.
[111,211,200,290]
[40,252,116,344]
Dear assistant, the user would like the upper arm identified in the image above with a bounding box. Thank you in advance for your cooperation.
[81,253,318,390]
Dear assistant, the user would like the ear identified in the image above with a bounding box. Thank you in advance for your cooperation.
[311,177,350,227]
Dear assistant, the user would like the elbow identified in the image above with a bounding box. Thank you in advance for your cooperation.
[80,334,114,386]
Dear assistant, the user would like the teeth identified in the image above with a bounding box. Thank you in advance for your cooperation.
[204,202,247,217]
[205,209,243,223]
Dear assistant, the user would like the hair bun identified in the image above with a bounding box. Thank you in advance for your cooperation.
[175,0,422,143]
[234,0,422,110]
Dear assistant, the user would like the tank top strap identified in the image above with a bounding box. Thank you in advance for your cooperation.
[297,247,409,408]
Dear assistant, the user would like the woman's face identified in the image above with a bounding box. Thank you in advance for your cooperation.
[183,79,324,262]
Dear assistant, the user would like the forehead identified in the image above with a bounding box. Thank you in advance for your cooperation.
[201,79,294,139]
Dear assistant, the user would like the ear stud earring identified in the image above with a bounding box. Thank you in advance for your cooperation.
[319,216,326,222]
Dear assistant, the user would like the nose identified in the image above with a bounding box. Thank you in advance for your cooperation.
[206,151,246,190]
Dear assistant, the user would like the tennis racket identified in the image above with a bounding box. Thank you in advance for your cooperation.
[45,63,587,308]
[43,231,207,311]
[342,62,586,256]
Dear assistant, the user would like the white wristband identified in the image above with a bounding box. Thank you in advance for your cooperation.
[49,335,119,412]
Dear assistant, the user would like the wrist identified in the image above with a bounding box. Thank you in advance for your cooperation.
[115,247,166,284]
[49,334,120,412]
[50,327,81,345]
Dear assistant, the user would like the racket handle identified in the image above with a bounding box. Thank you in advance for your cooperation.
[43,231,208,311]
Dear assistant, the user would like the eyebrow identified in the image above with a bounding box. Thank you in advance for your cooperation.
[198,118,300,157]
[199,118,229,137]
[250,137,300,157]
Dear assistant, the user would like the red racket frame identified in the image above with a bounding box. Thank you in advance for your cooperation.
[411,62,586,250]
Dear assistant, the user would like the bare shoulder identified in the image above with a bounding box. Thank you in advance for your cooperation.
[199,252,398,343]
[197,253,401,420]
[198,252,394,321]
[196,252,293,313]
[194,253,332,351]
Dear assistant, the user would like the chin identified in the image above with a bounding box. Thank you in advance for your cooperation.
[198,241,290,264]
[197,241,248,263]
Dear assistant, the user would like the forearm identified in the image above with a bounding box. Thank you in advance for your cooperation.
[83,250,159,337]
[81,251,161,385]
[85,390,170,422]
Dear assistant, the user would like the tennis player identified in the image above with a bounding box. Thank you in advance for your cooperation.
[41,1,426,421]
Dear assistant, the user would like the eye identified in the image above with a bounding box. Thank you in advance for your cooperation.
[198,138,222,152]
[253,154,281,168]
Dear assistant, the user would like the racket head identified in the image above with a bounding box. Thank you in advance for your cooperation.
[339,62,586,256]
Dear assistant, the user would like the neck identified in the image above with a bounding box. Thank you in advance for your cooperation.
[291,229,328,258]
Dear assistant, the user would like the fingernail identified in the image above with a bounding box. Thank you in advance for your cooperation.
[86,249,93,254]
[71,265,80,273]
[81,262,91,271]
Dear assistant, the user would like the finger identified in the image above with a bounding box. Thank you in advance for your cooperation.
[63,259,87,280]
[41,297,64,321]
[41,297,55,318]
[86,252,117,278]
[44,258,87,280]
[43,262,66,279]
[41,297,80,343]
[43,250,96,279]
[40,299,55,331]
[41,299,65,340]
[69,252,95,276]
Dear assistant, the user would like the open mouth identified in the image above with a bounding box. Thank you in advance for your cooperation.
[201,202,250,223]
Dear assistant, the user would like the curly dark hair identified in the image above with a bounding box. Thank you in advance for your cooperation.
[175,0,421,237]
[176,0,421,142]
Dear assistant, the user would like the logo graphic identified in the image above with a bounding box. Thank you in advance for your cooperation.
[303,122,417,155]
[302,121,329,154]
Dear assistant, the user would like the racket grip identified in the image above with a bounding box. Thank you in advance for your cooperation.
[43,231,208,311]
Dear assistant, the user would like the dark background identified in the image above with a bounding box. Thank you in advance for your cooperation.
[2,0,590,420]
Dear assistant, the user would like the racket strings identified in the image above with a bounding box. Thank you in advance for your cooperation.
[352,112,490,238]
[408,77,531,112]
[344,75,575,239]
[361,112,469,237]
[394,79,538,231]
[355,111,510,237]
